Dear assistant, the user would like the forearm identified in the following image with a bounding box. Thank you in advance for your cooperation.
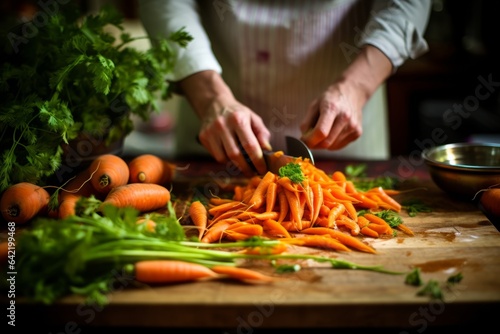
[338,45,393,104]
[178,70,235,119]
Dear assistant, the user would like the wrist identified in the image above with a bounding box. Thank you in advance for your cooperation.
[338,45,392,103]
[178,70,235,119]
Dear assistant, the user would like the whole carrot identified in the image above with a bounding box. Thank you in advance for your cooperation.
[247,171,276,209]
[189,200,208,240]
[128,154,176,185]
[89,154,129,194]
[133,260,218,284]
[0,182,50,224]
[58,168,97,219]
[100,183,171,212]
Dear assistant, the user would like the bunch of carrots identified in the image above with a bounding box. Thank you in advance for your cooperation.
[188,152,413,254]
[0,153,176,224]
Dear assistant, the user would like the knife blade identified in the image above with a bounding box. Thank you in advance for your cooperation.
[262,137,314,174]
[237,136,315,175]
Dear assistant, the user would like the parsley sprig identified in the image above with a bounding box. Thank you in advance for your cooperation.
[0,4,192,191]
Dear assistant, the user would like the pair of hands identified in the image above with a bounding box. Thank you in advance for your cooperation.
[196,80,364,176]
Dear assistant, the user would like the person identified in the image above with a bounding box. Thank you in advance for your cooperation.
[139,0,431,176]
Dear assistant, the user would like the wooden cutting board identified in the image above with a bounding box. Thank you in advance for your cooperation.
[9,176,500,331]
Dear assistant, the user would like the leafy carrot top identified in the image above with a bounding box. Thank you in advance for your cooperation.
[278,162,305,184]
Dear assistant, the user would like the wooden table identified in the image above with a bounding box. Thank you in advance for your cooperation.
[6,157,500,333]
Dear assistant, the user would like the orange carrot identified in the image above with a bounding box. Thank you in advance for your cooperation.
[349,192,379,210]
[336,215,360,236]
[397,223,414,236]
[90,154,129,194]
[100,183,171,212]
[310,181,323,225]
[345,181,358,194]
[283,235,351,252]
[301,227,376,254]
[208,201,246,217]
[363,213,393,235]
[326,203,346,228]
[361,226,379,238]
[134,260,218,283]
[236,211,278,222]
[332,170,347,189]
[265,182,278,212]
[247,171,276,209]
[277,191,289,223]
[128,154,176,185]
[58,168,97,219]
[0,182,50,224]
[189,200,208,240]
[226,223,263,236]
[343,201,358,221]
[367,187,402,212]
[262,219,292,238]
[284,188,302,230]
[233,186,245,202]
[281,220,312,232]
[201,219,233,243]
[210,265,275,283]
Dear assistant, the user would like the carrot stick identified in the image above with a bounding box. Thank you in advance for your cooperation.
[134,260,218,283]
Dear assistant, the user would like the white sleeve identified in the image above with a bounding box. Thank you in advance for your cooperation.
[358,0,432,71]
[138,0,222,81]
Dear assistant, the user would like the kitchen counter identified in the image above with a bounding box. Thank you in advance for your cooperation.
[6,157,500,333]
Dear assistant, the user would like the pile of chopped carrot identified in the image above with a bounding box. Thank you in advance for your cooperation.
[189,156,413,254]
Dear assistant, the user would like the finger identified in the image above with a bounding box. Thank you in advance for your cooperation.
[212,129,255,176]
[234,131,266,175]
[300,99,320,135]
[199,132,228,164]
[252,114,272,152]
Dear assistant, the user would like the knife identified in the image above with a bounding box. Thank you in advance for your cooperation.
[243,136,315,175]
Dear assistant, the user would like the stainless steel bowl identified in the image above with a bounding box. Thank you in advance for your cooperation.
[422,143,500,199]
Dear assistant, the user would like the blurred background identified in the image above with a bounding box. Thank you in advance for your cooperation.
[2,0,499,158]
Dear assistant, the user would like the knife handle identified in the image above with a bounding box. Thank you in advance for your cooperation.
[237,141,258,173]
[197,135,258,173]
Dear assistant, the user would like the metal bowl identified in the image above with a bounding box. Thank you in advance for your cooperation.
[422,143,500,199]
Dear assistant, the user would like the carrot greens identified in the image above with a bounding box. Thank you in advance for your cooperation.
[279,162,305,184]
